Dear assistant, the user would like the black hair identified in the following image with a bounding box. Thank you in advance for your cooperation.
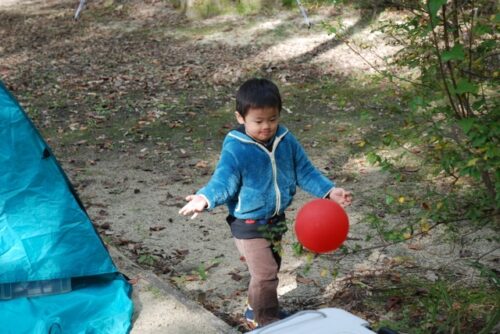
[236,78,282,118]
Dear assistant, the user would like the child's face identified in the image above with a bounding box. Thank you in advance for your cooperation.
[235,107,280,143]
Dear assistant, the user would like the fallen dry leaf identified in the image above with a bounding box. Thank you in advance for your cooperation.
[229,272,243,281]
[128,277,140,285]
[149,226,166,231]
[385,296,402,311]
[296,275,315,285]
[195,160,208,168]
[407,243,423,250]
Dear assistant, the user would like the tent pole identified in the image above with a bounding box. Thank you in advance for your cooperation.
[295,0,312,29]
[74,0,86,20]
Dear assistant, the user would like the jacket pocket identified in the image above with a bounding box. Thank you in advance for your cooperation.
[280,182,296,210]
[235,187,266,215]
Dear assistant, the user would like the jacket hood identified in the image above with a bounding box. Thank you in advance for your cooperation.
[227,125,289,145]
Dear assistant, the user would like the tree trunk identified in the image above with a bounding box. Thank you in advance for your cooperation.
[175,0,282,19]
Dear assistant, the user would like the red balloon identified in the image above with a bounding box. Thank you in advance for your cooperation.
[294,199,349,253]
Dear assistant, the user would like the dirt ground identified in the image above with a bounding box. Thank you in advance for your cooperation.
[70,147,498,331]
[2,0,498,332]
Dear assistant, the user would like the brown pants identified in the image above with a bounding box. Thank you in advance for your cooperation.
[234,237,282,326]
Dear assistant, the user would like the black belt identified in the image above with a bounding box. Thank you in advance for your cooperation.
[229,212,284,225]
[226,213,286,239]
[241,213,285,225]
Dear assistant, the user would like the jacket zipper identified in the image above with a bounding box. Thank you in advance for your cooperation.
[228,131,287,216]
[269,137,283,216]
[269,152,280,216]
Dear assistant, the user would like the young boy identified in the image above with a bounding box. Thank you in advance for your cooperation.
[179,78,352,329]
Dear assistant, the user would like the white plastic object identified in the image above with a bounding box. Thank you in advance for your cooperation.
[248,308,376,334]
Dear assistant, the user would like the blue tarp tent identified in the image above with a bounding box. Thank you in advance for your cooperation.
[0,81,134,333]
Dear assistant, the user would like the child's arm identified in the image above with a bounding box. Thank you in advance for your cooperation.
[179,140,241,219]
[179,194,208,219]
[291,134,335,197]
[290,133,353,205]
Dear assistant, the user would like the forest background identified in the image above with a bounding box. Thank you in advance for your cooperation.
[0,0,498,332]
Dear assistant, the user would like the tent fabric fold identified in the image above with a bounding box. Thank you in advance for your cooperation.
[0,81,133,333]
[0,81,116,283]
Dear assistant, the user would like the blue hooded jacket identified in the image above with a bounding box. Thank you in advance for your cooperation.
[197,126,335,220]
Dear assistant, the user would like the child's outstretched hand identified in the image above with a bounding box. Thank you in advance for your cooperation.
[328,188,352,207]
[179,195,208,219]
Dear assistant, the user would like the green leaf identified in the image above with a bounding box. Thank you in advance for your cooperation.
[442,44,465,62]
[428,0,446,19]
[467,158,479,167]
[386,195,395,205]
[327,26,337,35]
[366,152,380,165]
[458,118,474,134]
[409,96,425,112]
[485,146,500,159]
[360,111,371,121]
[292,242,304,256]
[382,135,392,146]
[455,79,479,95]
[472,98,486,110]
[478,40,496,53]
[197,264,208,280]
[138,254,155,266]
[473,23,492,36]
[472,135,488,147]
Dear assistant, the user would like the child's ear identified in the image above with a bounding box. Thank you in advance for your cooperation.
[235,111,245,124]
